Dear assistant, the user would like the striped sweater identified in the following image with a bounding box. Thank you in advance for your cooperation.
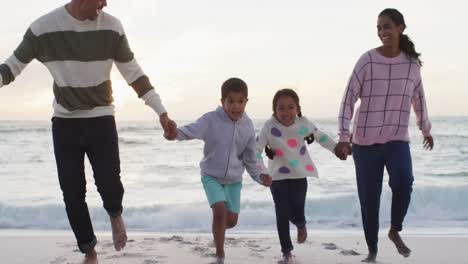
[338,49,432,145]
[0,6,166,118]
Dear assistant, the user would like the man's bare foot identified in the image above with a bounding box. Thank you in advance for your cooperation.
[297,225,307,243]
[278,252,293,264]
[82,248,98,264]
[361,252,377,263]
[110,215,127,251]
[388,227,411,257]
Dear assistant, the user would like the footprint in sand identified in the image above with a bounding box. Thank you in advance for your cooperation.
[340,249,360,256]
[142,237,159,248]
[203,252,217,258]
[246,240,270,252]
[225,237,242,246]
[322,242,338,250]
[249,252,265,259]
[143,255,168,264]
[139,241,153,248]
[159,235,184,242]
[103,241,115,248]
[105,252,150,260]
[192,245,210,256]
[322,242,361,256]
[143,260,161,264]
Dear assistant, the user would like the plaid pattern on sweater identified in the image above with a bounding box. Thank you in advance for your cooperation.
[338,49,431,145]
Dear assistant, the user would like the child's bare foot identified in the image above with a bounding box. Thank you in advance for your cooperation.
[388,227,411,257]
[110,215,127,251]
[82,248,98,264]
[297,225,307,243]
[361,252,377,263]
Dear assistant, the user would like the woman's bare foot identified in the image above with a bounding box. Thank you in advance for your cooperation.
[361,252,377,263]
[82,248,98,264]
[297,225,307,243]
[110,215,127,251]
[388,227,411,257]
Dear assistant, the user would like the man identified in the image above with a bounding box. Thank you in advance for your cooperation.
[0,0,177,262]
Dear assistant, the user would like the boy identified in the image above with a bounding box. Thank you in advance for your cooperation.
[172,77,272,263]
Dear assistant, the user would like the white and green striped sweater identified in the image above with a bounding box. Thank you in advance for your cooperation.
[0,6,166,118]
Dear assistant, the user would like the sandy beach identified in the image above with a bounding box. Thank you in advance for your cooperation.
[1,229,467,264]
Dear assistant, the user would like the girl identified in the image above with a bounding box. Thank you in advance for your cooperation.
[336,8,434,263]
[255,89,340,262]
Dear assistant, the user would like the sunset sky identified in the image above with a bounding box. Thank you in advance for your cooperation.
[1,0,466,120]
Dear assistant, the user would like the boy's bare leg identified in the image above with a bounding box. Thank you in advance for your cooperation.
[388,225,411,257]
[110,215,127,251]
[82,248,98,264]
[361,252,377,263]
[212,202,227,258]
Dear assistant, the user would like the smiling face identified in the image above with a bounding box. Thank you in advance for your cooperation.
[221,92,248,121]
[275,95,299,127]
[79,0,107,20]
[377,14,404,50]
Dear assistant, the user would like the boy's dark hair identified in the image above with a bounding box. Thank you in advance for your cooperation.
[221,77,248,99]
[379,8,422,66]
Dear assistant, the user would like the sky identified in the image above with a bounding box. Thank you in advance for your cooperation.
[0,0,467,120]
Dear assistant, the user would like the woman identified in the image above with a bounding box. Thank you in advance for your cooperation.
[336,8,434,263]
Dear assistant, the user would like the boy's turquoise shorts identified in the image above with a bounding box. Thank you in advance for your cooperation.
[201,175,242,214]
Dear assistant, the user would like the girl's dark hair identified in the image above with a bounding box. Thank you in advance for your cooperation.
[272,88,302,117]
[379,8,423,66]
[265,89,314,160]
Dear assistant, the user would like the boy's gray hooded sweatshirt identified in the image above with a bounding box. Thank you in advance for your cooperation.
[176,107,262,185]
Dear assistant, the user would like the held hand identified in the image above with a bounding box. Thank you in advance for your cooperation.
[159,113,177,140]
[334,142,351,160]
[164,120,177,140]
[265,145,275,160]
[260,174,272,187]
[304,133,315,144]
[423,136,434,150]
[344,143,352,156]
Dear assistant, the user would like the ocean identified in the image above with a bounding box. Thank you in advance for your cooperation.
[0,117,467,233]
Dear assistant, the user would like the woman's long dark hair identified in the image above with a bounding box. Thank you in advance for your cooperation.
[379,8,423,66]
